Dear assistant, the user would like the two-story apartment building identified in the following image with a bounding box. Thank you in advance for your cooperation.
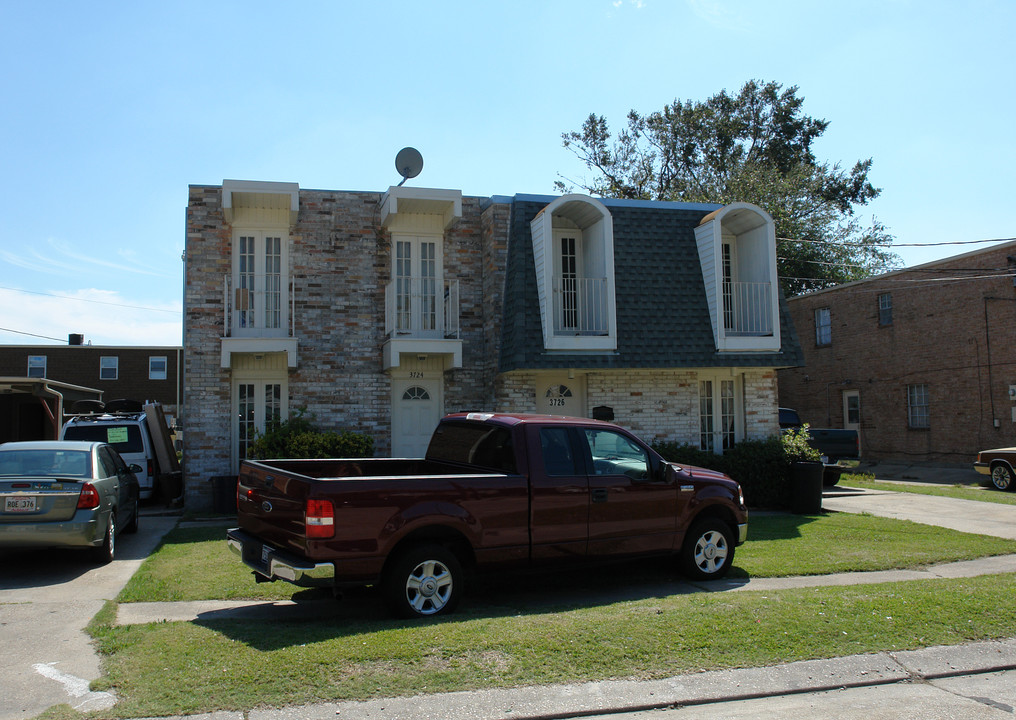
[778,241,1016,463]
[183,180,803,509]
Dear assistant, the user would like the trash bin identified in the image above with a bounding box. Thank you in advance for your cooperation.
[790,461,824,514]
[210,475,237,514]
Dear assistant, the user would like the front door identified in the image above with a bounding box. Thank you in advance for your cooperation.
[391,375,441,457]
[843,390,860,431]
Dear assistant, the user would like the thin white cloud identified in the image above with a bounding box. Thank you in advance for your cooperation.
[0,239,172,280]
[686,0,749,31]
[0,288,181,347]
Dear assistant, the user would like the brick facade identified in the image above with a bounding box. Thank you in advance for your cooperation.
[777,242,1016,463]
[183,183,795,510]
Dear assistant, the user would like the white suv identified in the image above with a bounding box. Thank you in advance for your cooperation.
[60,412,158,500]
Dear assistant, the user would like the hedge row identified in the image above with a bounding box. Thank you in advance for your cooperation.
[652,427,821,508]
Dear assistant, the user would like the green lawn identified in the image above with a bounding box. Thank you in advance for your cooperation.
[74,512,1016,719]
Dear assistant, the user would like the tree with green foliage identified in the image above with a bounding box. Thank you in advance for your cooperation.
[557,80,899,295]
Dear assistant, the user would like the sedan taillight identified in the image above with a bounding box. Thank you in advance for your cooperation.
[305,498,334,539]
[77,483,100,509]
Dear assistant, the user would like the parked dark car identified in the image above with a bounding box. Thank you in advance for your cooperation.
[0,441,140,562]
[779,407,860,486]
[974,447,1016,491]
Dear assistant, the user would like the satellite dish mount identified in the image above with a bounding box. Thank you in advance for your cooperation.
[395,147,423,186]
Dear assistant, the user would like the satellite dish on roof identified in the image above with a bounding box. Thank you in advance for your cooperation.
[395,147,423,186]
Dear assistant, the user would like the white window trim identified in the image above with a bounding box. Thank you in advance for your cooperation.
[815,307,832,346]
[695,202,781,352]
[27,355,46,378]
[149,356,168,380]
[531,194,617,352]
[697,372,744,453]
[100,356,119,381]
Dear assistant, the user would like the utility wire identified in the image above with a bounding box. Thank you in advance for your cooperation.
[0,327,66,342]
[0,286,180,314]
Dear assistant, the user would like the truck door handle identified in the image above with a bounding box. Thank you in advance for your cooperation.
[591,488,608,503]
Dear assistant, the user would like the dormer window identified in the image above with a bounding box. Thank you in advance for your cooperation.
[695,202,780,352]
[531,195,617,351]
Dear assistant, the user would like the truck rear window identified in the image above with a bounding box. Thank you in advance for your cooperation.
[426,422,516,474]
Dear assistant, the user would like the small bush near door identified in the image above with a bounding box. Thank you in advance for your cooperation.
[247,409,375,460]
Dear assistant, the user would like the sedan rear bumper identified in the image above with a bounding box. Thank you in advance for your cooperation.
[0,510,103,549]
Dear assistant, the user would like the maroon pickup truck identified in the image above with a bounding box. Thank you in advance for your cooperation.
[227,413,747,618]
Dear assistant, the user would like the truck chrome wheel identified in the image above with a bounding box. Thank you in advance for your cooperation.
[405,558,453,615]
[679,518,735,580]
[693,530,728,573]
[384,544,464,618]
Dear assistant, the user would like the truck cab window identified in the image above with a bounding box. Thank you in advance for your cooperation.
[583,429,649,480]
[540,428,577,476]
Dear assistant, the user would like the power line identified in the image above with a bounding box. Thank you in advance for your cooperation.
[778,236,1016,249]
[0,286,180,314]
[0,327,66,342]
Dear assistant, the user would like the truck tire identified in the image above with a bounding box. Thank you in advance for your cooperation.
[679,518,734,580]
[383,544,464,618]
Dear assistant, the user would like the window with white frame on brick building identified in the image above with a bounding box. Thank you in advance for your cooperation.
[100,356,118,380]
[878,293,893,326]
[814,307,831,346]
[27,355,46,378]
[907,384,929,429]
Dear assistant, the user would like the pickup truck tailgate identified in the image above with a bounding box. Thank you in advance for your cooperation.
[236,461,316,555]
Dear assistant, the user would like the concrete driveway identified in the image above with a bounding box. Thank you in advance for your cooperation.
[824,487,1016,540]
[0,513,178,720]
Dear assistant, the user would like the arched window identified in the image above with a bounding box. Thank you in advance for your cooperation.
[402,386,431,401]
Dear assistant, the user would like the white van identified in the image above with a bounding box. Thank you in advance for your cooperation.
[60,412,158,499]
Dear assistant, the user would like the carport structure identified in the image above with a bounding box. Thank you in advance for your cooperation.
[0,377,103,442]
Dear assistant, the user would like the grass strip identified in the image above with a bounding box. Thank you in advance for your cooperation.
[840,476,1016,505]
[90,574,1016,718]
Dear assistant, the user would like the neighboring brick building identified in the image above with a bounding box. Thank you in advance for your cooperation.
[183,180,804,510]
[0,342,183,442]
[777,242,1016,464]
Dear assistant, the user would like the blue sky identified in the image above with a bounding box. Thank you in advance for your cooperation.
[1,0,1013,346]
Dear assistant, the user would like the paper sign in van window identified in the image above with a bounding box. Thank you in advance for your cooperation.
[107,427,129,444]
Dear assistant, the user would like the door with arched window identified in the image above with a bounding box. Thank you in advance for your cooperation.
[391,376,441,457]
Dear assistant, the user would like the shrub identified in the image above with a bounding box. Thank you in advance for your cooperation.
[652,426,822,509]
[248,409,374,460]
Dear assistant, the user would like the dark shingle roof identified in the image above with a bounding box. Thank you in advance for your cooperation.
[498,196,804,372]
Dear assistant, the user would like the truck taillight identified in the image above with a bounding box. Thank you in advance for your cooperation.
[77,483,100,509]
[305,499,334,539]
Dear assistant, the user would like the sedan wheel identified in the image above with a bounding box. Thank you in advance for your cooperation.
[991,463,1014,492]
[90,514,115,564]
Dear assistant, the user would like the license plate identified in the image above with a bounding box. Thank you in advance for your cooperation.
[5,496,36,513]
[261,544,271,564]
